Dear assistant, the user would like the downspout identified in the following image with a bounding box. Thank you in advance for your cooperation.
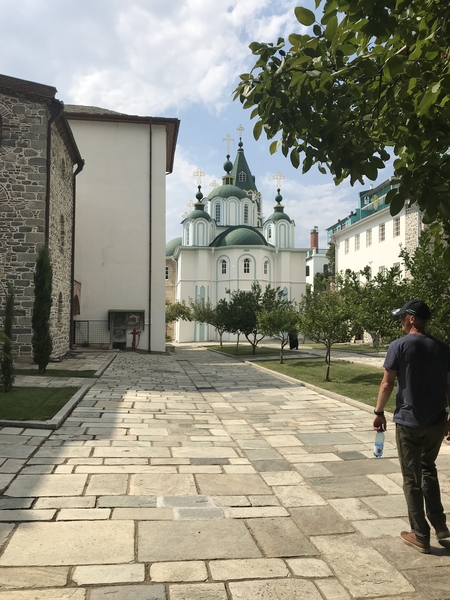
[148,123,153,352]
[70,159,85,349]
[45,100,64,244]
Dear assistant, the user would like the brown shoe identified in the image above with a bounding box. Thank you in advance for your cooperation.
[400,531,430,554]
[436,527,450,548]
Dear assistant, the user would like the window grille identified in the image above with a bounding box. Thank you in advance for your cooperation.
[264,261,268,275]
[366,229,372,247]
[215,203,221,223]
[244,204,249,224]
[239,171,246,182]
[244,258,250,274]
[345,238,349,254]
[393,217,400,237]
[379,223,385,242]
[355,234,360,251]
[221,259,227,274]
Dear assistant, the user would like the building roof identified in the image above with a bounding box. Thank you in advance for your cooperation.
[208,183,249,201]
[266,205,292,223]
[230,140,257,193]
[64,104,180,174]
[209,226,270,248]
[185,202,212,222]
[166,237,182,256]
[0,74,83,171]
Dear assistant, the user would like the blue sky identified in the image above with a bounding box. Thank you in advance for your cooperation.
[1,0,392,248]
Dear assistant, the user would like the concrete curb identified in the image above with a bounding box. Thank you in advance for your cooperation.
[0,352,118,430]
[245,359,394,419]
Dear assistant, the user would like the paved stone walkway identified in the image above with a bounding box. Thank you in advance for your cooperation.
[0,347,449,599]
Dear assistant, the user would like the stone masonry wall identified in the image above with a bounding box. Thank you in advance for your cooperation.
[0,92,74,361]
[0,92,49,360]
[48,122,74,359]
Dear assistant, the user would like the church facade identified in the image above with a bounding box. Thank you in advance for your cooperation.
[166,141,307,342]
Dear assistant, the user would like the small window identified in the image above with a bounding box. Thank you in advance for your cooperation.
[186,222,190,245]
[165,266,169,280]
[244,204,249,224]
[379,265,386,275]
[393,217,400,237]
[355,233,360,251]
[221,259,227,274]
[379,223,385,242]
[60,215,65,253]
[267,225,272,240]
[366,228,372,247]
[345,238,349,254]
[244,258,250,274]
[215,203,221,224]
[306,265,310,277]
[264,260,268,275]
[239,171,246,182]
[323,264,328,273]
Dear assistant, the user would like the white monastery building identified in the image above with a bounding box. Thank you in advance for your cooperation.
[166,138,307,343]
[66,106,179,353]
[327,178,422,278]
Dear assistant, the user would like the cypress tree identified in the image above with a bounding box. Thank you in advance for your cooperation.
[0,283,15,392]
[32,245,53,373]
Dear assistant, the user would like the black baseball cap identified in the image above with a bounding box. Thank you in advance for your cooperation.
[391,299,431,320]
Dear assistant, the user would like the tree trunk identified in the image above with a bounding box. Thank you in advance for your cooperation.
[325,345,331,381]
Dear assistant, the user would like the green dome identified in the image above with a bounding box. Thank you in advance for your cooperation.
[166,237,182,256]
[266,205,292,223]
[208,184,249,200]
[210,226,270,248]
[187,202,212,221]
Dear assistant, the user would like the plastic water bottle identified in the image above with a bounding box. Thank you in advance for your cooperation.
[373,431,385,458]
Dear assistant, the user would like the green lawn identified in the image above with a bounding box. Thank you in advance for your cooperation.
[15,369,96,378]
[260,358,395,413]
[0,387,80,420]
[208,344,295,357]
[300,343,388,354]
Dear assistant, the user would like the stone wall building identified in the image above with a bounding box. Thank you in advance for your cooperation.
[0,74,84,361]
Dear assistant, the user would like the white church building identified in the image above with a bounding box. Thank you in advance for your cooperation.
[166,139,307,342]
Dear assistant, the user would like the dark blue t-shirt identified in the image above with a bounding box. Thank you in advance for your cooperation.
[383,333,450,427]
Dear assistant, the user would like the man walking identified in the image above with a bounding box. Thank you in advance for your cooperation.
[373,300,450,553]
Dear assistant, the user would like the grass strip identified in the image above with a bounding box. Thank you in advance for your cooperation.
[258,358,395,413]
[0,387,80,420]
[15,369,96,378]
[207,344,296,357]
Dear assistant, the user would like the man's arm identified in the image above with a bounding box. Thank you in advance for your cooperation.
[373,368,397,431]
[445,371,450,441]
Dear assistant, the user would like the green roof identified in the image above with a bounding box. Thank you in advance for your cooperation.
[186,202,212,221]
[207,184,249,201]
[266,205,292,223]
[166,237,182,256]
[210,226,270,248]
[231,143,257,193]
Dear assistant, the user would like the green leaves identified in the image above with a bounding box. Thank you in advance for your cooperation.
[295,6,316,26]
[234,0,450,238]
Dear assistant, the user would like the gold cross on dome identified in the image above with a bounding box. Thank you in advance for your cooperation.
[237,124,245,137]
[223,133,234,154]
[193,167,205,185]
[186,200,194,209]
[273,171,285,188]
[210,180,219,188]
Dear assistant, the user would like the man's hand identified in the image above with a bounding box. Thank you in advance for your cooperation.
[373,415,387,432]
[445,418,450,441]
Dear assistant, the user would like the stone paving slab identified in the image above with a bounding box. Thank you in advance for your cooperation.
[0,347,449,598]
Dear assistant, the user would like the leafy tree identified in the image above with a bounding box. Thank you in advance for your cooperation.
[338,266,408,348]
[32,245,53,373]
[257,303,299,363]
[235,1,450,254]
[0,283,15,391]
[299,287,353,381]
[325,242,335,279]
[165,299,192,333]
[189,298,234,347]
[400,230,450,342]
[228,283,290,354]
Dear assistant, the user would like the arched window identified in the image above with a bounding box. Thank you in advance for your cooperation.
[244,204,249,224]
[165,266,169,280]
[239,171,246,182]
[264,260,268,275]
[215,203,221,224]
[57,292,63,324]
[244,258,250,274]
[221,259,227,274]
[186,222,190,245]
[267,225,272,240]
[60,215,65,253]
